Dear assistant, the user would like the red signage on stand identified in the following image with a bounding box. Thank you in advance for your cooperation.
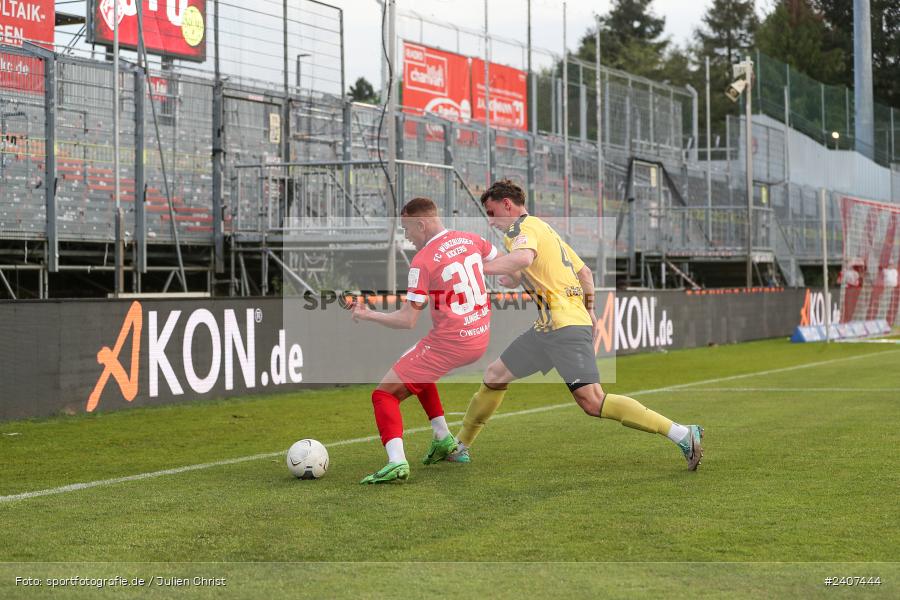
[401,41,528,132]
[402,42,472,123]
[471,58,528,131]
[0,0,55,48]
[0,0,54,93]
[87,0,207,63]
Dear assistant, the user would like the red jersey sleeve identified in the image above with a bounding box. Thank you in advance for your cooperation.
[406,254,431,305]
[479,235,499,262]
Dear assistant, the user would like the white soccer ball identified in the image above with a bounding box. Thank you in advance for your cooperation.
[286,439,329,479]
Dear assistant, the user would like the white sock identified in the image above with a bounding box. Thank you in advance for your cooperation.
[667,423,690,444]
[430,416,450,439]
[455,438,468,452]
[385,438,406,463]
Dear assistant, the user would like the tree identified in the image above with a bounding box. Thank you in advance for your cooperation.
[578,0,669,77]
[572,1,695,144]
[696,0,759,67]
[348,77,379,104]
[756,1,845,84]
[658,44,694,88]
[693,0,759,144]
[813,0,900,106]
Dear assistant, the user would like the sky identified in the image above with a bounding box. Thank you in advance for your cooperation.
[336,0,723,89]
[48,0,736,95]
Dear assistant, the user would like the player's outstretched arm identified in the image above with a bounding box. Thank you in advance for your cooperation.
[498,273,522,288]
[352,297,425,330]
[482,248,535,277]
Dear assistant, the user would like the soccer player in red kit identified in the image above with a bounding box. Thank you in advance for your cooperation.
[352,197,497,484]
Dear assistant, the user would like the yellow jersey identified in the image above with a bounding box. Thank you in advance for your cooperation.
[503,214,592,332]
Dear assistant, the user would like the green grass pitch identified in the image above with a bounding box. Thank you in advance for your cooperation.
[1,339,898,598]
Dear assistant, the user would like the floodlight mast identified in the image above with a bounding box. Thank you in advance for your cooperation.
[484,0,491,187]
[113,0,122,295]
[386,0,398,293]
[743,62,753,289]
[820,188,831,343]
[725,60,754,289]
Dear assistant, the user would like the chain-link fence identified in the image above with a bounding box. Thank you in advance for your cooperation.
[754,50,898,166]
[397,11,696,161]
[5,4,890,294]
[0,46,47,239]
[1,49,839,282]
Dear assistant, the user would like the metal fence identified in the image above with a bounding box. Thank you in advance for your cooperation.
[50,57,219,245]
[4,5,890,294]
[0,46,47,239]
[754,50,898,166]
[397,10,696,158]
[232,159,494,244]
[1,4,704,267]
[0,49,842,282]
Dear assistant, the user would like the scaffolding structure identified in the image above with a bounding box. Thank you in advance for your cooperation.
[0,2,890,297]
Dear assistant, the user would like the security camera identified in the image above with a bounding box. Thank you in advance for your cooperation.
[725,79,747,103]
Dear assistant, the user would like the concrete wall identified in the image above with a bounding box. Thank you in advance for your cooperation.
[755,114,895,203]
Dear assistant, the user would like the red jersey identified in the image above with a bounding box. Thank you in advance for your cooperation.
[406,229,497,346]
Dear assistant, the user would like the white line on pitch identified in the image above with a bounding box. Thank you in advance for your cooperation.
[630,349,900,395]
[661,388,900,393]
[0,348,897,504]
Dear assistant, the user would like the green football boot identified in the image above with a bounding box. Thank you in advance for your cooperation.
[422,434,459,465]
[445,445,471,464]
[359,461,410,484]
[677,425,704,471]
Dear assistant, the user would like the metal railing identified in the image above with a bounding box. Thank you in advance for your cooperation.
[664,207,773,255]
[3,32,885,291]
[231,159,493,243]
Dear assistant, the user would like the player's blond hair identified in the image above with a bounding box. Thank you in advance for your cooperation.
[400,197,438,216]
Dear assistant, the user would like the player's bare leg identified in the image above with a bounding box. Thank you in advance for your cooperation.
[446,358,518,463]
[572,384,704,471]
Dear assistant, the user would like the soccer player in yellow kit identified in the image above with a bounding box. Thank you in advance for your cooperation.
[444,180,704,470]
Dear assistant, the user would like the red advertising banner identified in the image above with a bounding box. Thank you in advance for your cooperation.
[471,57,528,131]
[0,0,55,48]
[149,75,169,101]
[401,41,528,132]
[402,41,471,123]
[0,0,53,93]
[0,51,43,93]
[88,0,207,63]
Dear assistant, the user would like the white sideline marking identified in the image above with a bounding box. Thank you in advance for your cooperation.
[631,349,900,395]
[662,388,900,393]
[1,349,897,504]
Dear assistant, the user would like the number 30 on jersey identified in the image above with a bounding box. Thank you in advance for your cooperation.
[441,254,487,316]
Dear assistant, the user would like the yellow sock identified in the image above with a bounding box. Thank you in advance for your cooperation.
[457,384,507,447]
[600,393,672,435]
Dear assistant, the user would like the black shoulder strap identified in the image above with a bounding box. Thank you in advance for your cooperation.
[505,214,529,239]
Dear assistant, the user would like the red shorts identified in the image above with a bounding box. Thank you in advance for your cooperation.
[392,335,489,395]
